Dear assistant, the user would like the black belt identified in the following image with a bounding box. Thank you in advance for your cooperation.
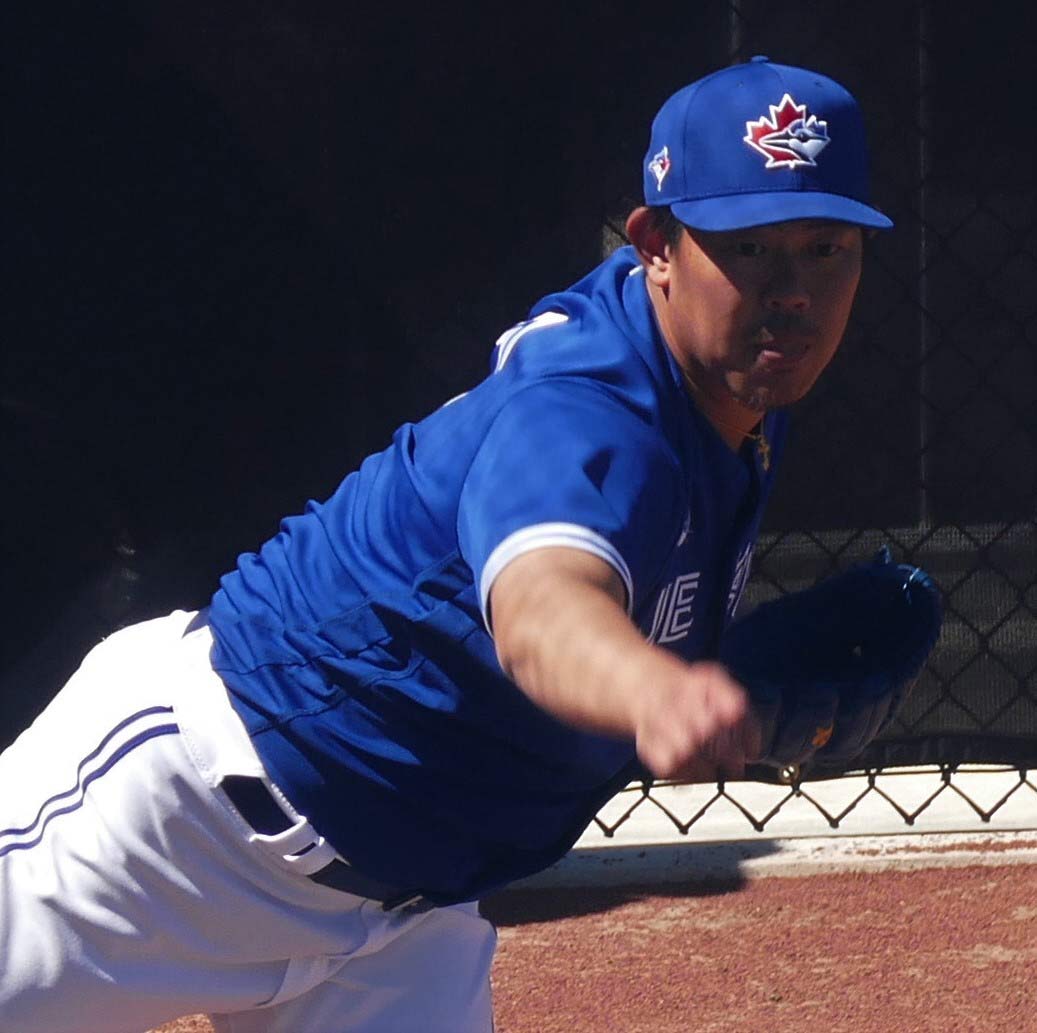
[219,774,429,912]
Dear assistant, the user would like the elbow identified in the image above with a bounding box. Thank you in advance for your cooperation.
[492,610,529,685]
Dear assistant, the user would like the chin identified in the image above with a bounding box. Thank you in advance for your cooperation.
[730,382,802,412]
[734,367,825,411]
[735,388,772,412]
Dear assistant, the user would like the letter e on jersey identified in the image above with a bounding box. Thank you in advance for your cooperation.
[648,571,701,644]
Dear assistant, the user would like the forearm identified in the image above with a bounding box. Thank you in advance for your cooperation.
[491,547,680,738]
[489,547,759,781]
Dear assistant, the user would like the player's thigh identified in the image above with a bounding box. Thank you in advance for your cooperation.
[0,615,287,1032]
[211,901,497,1033]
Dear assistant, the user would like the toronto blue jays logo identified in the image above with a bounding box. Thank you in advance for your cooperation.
[648,145,672,190]
[744,94,830,169]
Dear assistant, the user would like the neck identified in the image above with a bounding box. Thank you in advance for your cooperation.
[679,368,764,453]
[642,273,767,453]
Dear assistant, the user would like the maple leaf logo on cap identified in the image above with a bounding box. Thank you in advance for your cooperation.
[744,94,831,169]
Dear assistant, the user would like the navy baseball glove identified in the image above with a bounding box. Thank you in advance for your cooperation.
[719,548,942,770]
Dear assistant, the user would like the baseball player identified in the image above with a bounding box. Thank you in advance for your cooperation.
[0,57,892,1033]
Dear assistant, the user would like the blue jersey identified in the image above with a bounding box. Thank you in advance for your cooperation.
[207,247,788,903]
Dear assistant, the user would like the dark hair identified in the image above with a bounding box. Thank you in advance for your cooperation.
[644,205,686,246]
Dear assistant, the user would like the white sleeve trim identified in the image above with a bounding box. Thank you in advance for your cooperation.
[479,522,634,632]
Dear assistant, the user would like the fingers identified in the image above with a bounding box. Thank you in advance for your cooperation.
[634,662,759,782]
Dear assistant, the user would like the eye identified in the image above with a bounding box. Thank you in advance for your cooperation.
[813,242,842,257]
[734,240,766,257]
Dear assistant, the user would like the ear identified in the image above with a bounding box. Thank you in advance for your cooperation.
[625,207,674,289]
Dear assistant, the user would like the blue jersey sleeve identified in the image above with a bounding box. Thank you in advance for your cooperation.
[457,379,686,629]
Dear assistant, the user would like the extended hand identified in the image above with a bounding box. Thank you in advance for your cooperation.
[632,661,762,781]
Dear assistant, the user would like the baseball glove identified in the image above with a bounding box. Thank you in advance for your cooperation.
[718,547,942,770]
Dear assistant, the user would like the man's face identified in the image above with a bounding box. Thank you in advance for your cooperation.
[661,220,864,411]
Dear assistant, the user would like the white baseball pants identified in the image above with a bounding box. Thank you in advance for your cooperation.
[0,612,496,1033]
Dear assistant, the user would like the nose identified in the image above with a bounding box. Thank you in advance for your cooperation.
[764,257,810,313]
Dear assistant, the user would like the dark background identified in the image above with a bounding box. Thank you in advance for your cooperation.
[4,2,1035,760]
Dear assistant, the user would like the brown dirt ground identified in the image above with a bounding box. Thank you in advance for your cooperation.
[152,861,1036,1033]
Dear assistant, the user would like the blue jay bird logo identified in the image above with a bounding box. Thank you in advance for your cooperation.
[648,145,672,190]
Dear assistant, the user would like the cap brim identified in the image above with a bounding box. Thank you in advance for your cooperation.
[670,192,894,231]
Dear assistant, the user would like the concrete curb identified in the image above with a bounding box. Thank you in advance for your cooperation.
[511,829,1037,889]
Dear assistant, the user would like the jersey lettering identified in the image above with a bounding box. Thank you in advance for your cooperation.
[727,544,754,618]
[648,571,700,644]
[493,311,570,371]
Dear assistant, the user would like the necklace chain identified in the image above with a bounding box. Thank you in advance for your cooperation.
[679,371,771,472]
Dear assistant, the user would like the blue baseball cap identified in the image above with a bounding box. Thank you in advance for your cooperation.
[643,56,892,231]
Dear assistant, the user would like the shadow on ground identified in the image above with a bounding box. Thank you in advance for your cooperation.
[483,875,750,926]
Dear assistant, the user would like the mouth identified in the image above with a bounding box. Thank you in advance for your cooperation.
[752,325,811,370]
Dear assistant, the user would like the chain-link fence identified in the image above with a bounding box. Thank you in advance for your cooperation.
[592,765,1037,840]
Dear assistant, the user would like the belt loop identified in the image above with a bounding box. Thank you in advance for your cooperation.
[182,606,211,637]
